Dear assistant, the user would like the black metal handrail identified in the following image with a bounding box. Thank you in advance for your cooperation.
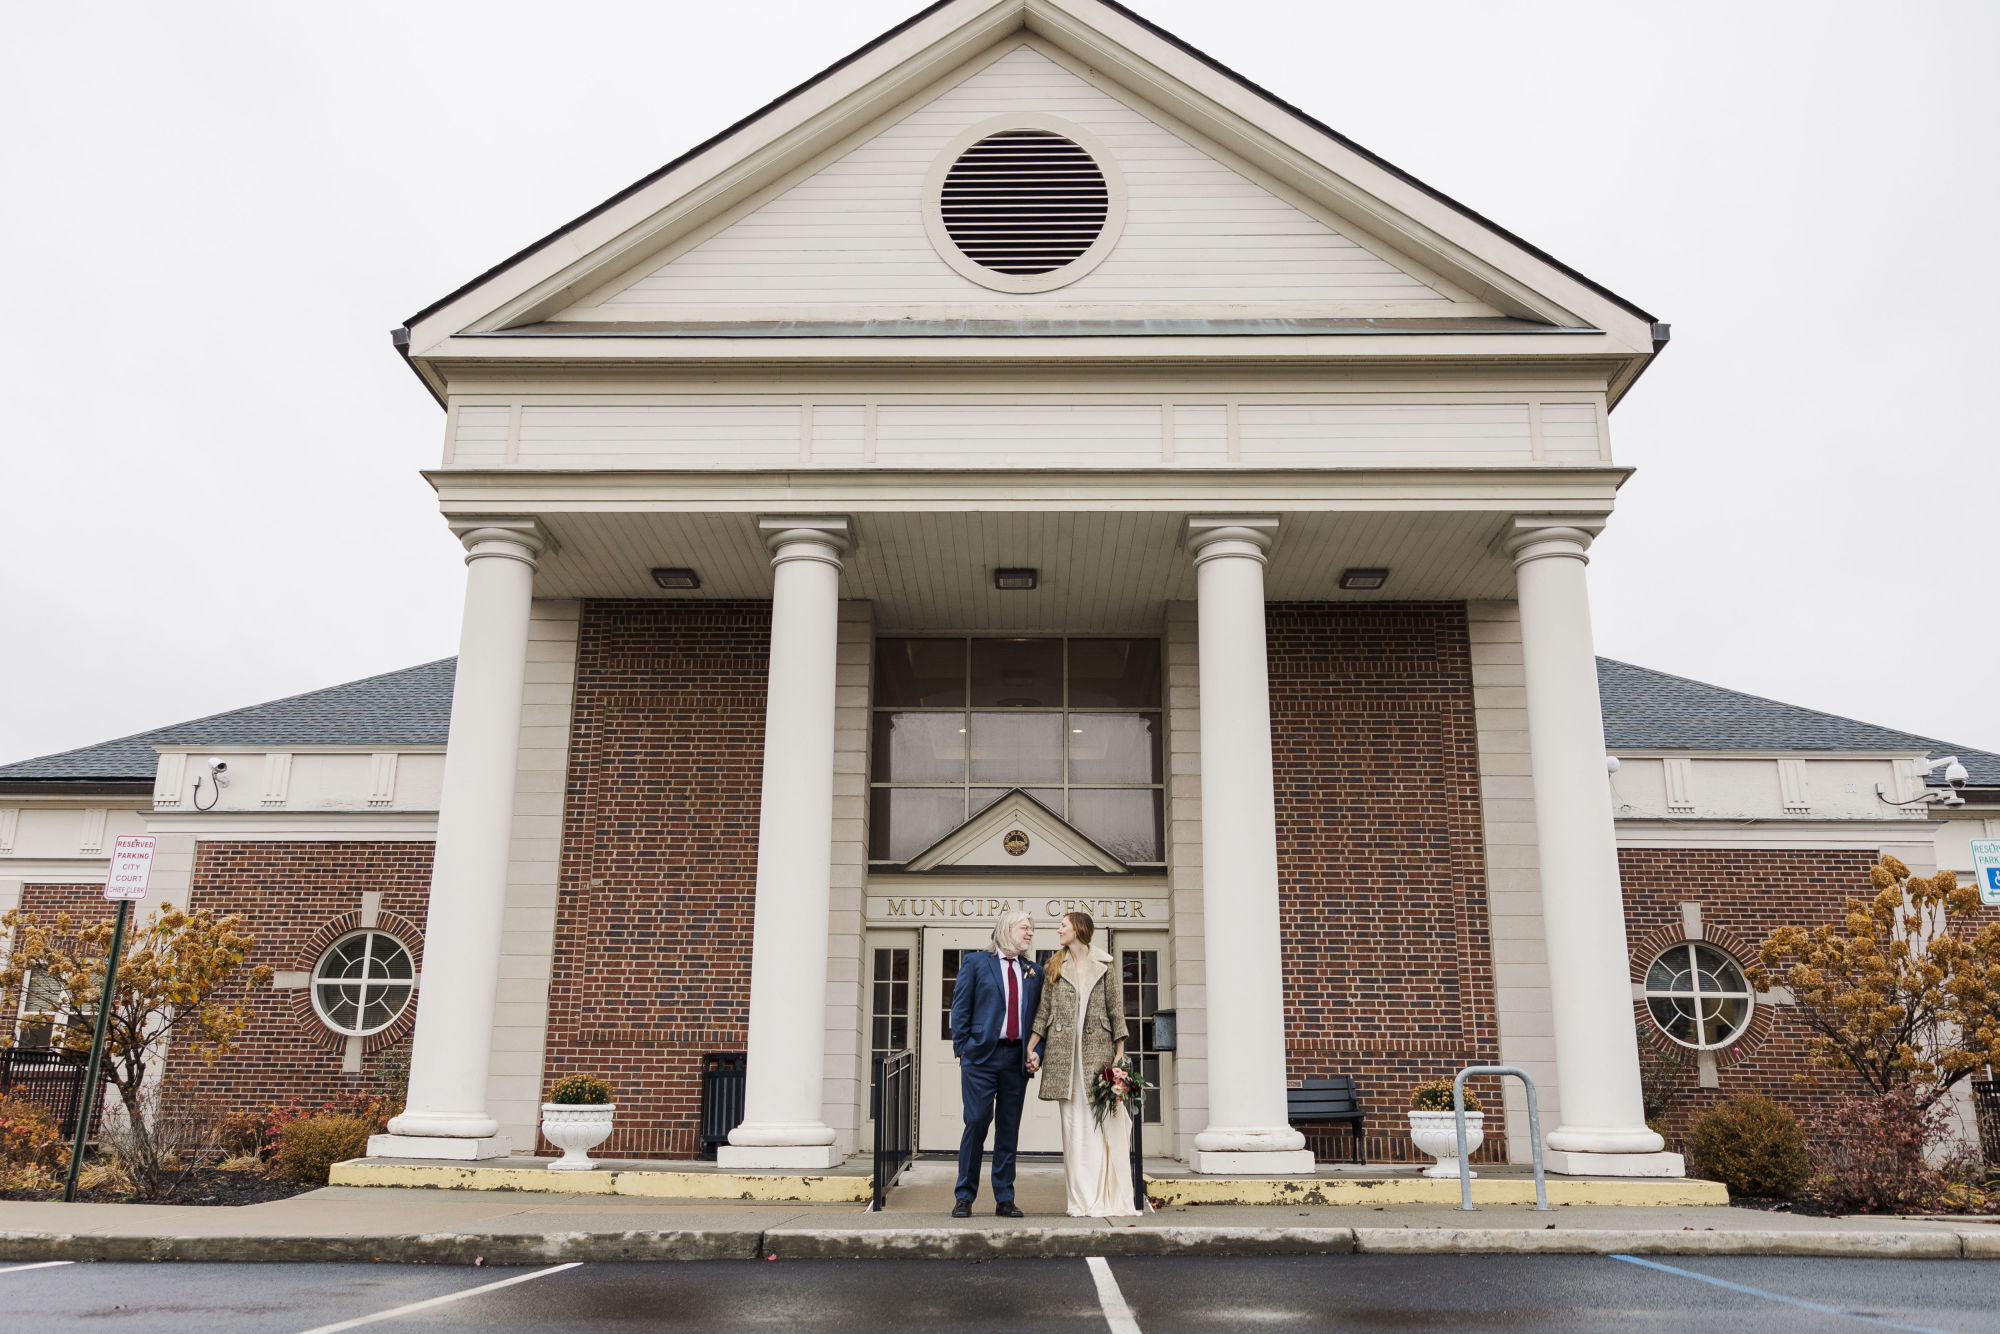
[1129,1088,1148,1211]
[1973,1079,2000,1166]
[698,1052,747,1160]
[0,1047,104,1139]
[871,1048,914,1211]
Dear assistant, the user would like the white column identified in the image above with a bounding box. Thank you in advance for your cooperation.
[1186,516,1314,1175]
[719,516,850,1169]
[375,518,546,1160]
[1507,517,1681,1176]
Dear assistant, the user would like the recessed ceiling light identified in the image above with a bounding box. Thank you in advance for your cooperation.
[1338,568,1389,591]
[993,568,1038,591]
[651,567,701,590]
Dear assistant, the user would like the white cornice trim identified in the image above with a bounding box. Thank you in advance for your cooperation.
[150,745,448,756]
[427,465,1630,513]
[0,859,110,882]
[1616,819,1935,851]
[141,812,439,841]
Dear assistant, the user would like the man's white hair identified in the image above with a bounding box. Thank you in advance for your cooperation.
[991,908,1033,956]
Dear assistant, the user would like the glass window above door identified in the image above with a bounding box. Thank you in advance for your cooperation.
[869,636,1164,865]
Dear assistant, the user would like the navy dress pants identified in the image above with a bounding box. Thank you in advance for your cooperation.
[956,1040,1027,1204]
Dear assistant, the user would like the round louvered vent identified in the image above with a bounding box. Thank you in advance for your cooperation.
[939,129,1109,275]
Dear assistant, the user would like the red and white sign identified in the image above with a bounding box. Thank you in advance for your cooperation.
[105,835,157,901]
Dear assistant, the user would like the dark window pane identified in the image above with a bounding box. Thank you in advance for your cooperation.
[1068,639,1160,707]
[888,1017,907,1049]
[873,948,890,982]
[869,787,966,861]
[1070,789,1162,862]
[875,638,966,707]
[891,950,909,982]
[971,787,1063,817]
[872,712,966,782]
[969,712,1063,782]
[971,638,1062,707]
[1068,713,1161,783]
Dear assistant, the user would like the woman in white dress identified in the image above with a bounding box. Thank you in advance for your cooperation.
[1029,911,1141,1218]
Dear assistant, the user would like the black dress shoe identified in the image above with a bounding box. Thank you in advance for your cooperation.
[951,1199,972,1218]
[995,1201,1024,1218]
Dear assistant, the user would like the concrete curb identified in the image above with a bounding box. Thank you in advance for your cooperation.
[1351,1228,1970,1258]
[762,1227,1360,1260]
[0,1230,764,1265]
[4,1224,1994,1263]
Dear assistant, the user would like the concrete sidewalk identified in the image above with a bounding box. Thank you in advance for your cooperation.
[4,1166,1998,1264]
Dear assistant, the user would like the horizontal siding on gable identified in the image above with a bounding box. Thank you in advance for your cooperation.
[514,405,800,468]
[1238,404,1531,465]
[591,44,1449,313]
[1539,403,1604,463]
[440,397,1583,471]
[451,405,510,463]
[875,404,1161,466]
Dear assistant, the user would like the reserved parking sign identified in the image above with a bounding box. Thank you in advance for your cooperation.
[105,834,156,901]
[1974,840,2000,907]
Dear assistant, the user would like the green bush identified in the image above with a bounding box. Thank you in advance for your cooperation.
[1408,1079,1481,1113]
[274,1114,374,1185]
[546,1074,615,1105]
[1685,1095,1809,1199]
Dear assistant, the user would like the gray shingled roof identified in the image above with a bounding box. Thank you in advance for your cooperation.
[1599,658,2000,786]
[5,653,1994,791]
[0,660,456,783]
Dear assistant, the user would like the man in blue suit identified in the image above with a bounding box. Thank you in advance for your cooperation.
[950,909,1043,1217]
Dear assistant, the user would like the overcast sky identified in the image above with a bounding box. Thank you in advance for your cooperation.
[4,0,1994,766]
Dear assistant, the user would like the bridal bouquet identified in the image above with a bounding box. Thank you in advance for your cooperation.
[1087,1057,1152,1128]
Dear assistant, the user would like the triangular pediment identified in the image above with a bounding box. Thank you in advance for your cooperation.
[404,0,1658,371]
[553,41,1467,324]
[904,788,1127,873]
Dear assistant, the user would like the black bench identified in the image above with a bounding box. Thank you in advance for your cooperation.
[1287,1076,1366,1164]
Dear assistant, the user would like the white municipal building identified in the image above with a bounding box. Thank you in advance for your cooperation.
[6,0,1997,1179]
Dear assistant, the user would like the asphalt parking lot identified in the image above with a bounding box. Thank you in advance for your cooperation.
[5,1253,1997,1332]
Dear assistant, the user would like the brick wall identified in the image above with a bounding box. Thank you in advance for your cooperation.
[1267,602,1503,1162]
[542,599,770,1158]
[1619,847,1927,1142]
[10,851,430,1115]
[171,842,432,1111]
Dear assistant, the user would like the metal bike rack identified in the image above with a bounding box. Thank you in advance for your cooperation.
[1452,1065,1551,1211]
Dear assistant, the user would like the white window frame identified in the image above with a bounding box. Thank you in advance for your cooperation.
[1643,941,1755,1051]
[309,929,416,1038]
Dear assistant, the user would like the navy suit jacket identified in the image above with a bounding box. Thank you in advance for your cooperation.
[951,950,1044,1069]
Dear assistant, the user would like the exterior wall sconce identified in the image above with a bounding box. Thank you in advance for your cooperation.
[651,568,701,590]
[1338,568,1389,591]
[993,568,1039,590]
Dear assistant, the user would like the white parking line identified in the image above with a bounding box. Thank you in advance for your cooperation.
[1608,1254,1952,1334]
[1086,1255,1142,1334]
[0,1261,75,1275]
[292,1261,583,1334]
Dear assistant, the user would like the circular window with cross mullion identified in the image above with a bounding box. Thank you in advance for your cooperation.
[310,930,416,1037]
[1644,942,1754,1050]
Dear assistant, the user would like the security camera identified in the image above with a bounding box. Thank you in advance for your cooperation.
[1918,755,1969,788]
[207,759,228,774]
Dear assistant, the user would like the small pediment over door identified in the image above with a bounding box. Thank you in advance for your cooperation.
[904,788,1127,874]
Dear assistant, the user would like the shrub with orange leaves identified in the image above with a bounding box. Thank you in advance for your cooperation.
[0,904,273,1196]
[1751,855,2000,1110]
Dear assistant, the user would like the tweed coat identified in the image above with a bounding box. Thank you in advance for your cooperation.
[1029,944,1126,1102]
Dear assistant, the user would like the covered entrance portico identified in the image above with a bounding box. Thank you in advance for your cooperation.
[365,0,1685,1183]
[370,490,1677,1179]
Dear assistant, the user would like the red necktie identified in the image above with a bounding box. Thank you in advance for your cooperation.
[1003,957,1018,1040]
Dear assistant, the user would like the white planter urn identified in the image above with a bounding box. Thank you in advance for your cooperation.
[1408,1109,1483,1179]
[540,1103,616,1171]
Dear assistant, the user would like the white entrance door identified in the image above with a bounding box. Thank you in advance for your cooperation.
[918,927,1063,1154]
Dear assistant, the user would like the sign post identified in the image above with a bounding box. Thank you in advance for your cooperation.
[1974,840,2000,909]
[62,834,154,1203]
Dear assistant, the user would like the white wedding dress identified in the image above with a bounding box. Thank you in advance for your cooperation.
[1055,948,1141,1218]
